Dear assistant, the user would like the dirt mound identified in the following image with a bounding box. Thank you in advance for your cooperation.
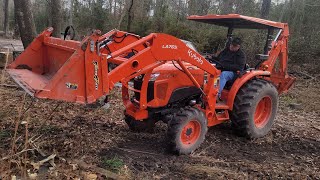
[0,70,319,179]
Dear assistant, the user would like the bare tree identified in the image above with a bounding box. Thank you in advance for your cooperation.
[14,0,37,48]
[279,0,289,21]
[220,0,234,14]
[69,0,73,26]
[127,0,134,32]
[51,0,62,37]
[154,0,167,32]
[261,0,271,18]
[3,0,9,36]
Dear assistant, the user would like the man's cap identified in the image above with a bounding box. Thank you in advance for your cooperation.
[231,37,242,46]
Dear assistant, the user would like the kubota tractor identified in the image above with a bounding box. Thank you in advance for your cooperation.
[7,14,295,154]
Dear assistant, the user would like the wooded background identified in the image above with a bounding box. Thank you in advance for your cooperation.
[1,0,320,64]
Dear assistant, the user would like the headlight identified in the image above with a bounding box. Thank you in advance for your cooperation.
[149,73,160,81]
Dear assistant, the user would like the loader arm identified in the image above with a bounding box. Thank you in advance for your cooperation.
[97,29,147,65]
[103,33,221,122]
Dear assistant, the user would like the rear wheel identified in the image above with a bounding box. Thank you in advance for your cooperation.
[124,115,156,132]
[231,79,278,138]
[167,107,208,155]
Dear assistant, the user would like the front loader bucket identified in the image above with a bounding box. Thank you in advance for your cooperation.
[7,28,108,104]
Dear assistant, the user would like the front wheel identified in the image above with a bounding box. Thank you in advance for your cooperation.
[167,107,208,155]
[231,79,278,138]
[124,115,156,133]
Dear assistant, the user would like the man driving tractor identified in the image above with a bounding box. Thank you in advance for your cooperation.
[216,37,246,101]
[6,14,295,155]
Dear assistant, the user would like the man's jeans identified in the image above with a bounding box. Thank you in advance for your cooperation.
[218,71,236,98]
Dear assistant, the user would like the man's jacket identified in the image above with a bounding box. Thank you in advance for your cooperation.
[218,48,246,72]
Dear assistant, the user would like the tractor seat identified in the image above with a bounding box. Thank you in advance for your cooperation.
[256,54,269,61]
[224,64,250,90]
[255,54,269,69]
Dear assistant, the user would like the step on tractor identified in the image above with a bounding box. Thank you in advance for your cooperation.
[7,14,295,154]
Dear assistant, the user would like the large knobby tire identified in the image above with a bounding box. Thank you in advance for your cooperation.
[124,115,156,133]
[231,79,278,138]
[167,107,208,155]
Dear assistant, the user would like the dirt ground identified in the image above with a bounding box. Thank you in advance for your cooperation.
[0,38,320,179]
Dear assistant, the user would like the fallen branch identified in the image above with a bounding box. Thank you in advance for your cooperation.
[47,102,62,120]
[27,135,56,168]
[73,160,124,180]
[21,98,35,118]
[193,140,219,157]
[292,70,314,79]
[10,93,27,156]
[116,147,161,156]
[29,137,45,156]
[23,114,30,175]
[0,83,19,88]
[313,126,320,132]
[30,154,56,170]
[2,135,43,162]
[1,148,35,161]
[36,102,62,130]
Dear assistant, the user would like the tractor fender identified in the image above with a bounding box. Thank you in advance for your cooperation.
[227,70,271,110]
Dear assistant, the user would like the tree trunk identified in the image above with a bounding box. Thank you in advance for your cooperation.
[69,0,73,25]
[235,0,244,14]
[117,10,126,29]
[3,0,9,36]
[297,0,306,35]
[261,0,271,19]
[221,0,234,14]
[13,17,19,39]
[154,0,166,32]
[51,0,62,37]
[127,0,134,32]
[187,0,196,15]
[114,0,117,17]
[14,0,37,48]
[278,0,289,21]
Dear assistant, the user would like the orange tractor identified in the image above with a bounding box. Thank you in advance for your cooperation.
[7,14,295,154]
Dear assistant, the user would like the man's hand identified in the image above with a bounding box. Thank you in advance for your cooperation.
[204,54,219,63]
[205,54,213,59]
[208,58,224,70]
[215,63,223,70]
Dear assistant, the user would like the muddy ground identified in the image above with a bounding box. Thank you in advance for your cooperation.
[0,38,320,179]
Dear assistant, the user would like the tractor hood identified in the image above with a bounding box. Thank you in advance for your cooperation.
[187,14,286,29]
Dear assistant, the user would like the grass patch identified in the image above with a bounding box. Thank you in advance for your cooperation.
[280,95,298,106]
[101,156,124,172]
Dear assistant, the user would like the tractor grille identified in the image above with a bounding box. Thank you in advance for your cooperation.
[156,83,168,100]
[133,78,154,102]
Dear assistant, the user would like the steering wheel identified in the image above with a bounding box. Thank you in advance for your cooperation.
[205,56,224,69]
[63,26,75,40]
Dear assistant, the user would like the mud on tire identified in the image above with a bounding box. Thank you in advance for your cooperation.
[231,79,278,138]
[167,107,208,155]
[124,115,156,133]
